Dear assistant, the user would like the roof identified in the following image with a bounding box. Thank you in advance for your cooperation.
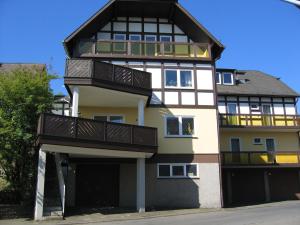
[63,0,224,59]
[0,63,46,73]
[217,70,299,97]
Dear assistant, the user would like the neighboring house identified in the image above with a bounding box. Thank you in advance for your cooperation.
[33,0,300,220]
[216,69,300,205]
[0,63,45,73]
[52,95,70,116]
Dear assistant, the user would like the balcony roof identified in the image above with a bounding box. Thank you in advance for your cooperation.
[217,70,299,97]
[63,0,224,60]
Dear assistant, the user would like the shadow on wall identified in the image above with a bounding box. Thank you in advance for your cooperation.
[145,107,200,209]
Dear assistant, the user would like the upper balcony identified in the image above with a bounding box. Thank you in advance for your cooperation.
[74,40,211,61]
[37,113,158,157]
[65,59,152,97]
[219,113,300,131]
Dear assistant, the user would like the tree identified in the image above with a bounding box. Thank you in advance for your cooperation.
[0,67,55,203]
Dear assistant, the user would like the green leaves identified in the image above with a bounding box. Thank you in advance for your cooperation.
[0,67,55,202]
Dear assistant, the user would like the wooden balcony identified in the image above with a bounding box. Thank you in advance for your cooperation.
[219,114,300,129]
[221,151,300,167]
[37,113,158,154]
[65,59,152,97]
[75,40,211,61]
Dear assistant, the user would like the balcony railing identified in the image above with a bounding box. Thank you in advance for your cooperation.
[65,59,152,96]
[37,113,158,153]
[75,39,211,60]
[219,114,300,128]
[221,151,300,166]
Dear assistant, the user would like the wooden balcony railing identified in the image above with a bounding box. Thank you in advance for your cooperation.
[37,113,158,153]
[219,114,300,128]
[75,39,211,60]
[221,151,300,166]
[65,59,152,96]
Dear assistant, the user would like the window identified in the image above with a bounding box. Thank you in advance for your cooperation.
[227,103,237,114]
[113,34,126,52]
[94,115,124,123]
[216,72,221,84]
[165,70,177,87]
[253,138,263,145]
[223,73,234,85]
[157,164,199,178]
[165,116,194,137]
[160,35,172,54]
[129,34,141,55]
[250,104,260,111]
[165,70,193,88]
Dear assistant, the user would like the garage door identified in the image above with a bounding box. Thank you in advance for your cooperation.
[76,164,120,207]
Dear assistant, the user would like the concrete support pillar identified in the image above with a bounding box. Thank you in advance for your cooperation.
[34,149,46,220]
[264,170,271,202]
[136,158,145,213]
[72,87,79,117]
[138,99,145,126]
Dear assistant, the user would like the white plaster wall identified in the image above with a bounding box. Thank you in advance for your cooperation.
[113,22,126,31]
[198,93,214,106]
[147,68,162,88]
[181,92,195,105]
[196,70,213,90]
[285,104,296,115]
[240,103,250,114]
[274,104,284,114]
[144,23,157,33]
[159,24,172,33]
[218,102,226,114]
[129,23,142,32]
[198,163,222,208]
[165,92,179,105]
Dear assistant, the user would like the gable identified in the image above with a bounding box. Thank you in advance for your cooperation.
[63,0,224,59]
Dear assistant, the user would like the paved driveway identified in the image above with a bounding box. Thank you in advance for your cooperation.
[0,201,299,225]
[101,201,300,225]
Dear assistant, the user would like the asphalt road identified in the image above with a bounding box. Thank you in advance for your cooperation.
[100,201,300,225]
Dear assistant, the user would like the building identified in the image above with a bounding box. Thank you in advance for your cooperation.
[33,0,300,220]
[217,69,300,206]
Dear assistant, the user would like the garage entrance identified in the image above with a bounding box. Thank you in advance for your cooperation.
[76,164,120,207]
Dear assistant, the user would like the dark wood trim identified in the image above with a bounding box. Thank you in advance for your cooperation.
[148,153,220,163]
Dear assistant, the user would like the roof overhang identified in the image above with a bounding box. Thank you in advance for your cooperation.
[63,0,224,60]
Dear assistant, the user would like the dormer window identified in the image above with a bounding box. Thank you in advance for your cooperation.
[215,72,221,84]
[223,73,234,85]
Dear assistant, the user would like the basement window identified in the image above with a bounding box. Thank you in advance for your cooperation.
[157,164,199,178]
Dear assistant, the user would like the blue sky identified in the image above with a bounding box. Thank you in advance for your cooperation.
[1,0,300,96]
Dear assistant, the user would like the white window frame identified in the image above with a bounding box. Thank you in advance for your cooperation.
[164,69,194,89]
[164,115,195,137]
[157,163,199,179]
[223,73,234,85]
[215,72,221,84]
[93,114,125,123]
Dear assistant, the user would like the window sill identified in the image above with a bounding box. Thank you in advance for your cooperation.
[157,177,200,179]
[164,136,198,139]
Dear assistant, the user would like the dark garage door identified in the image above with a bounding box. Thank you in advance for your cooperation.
[230,169,266,205]
[269,169,300,201]
[76,164,120,207]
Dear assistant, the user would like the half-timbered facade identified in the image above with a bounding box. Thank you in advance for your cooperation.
[216,69,300,206]
[33,0,300,220]
[34,0,224,220]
